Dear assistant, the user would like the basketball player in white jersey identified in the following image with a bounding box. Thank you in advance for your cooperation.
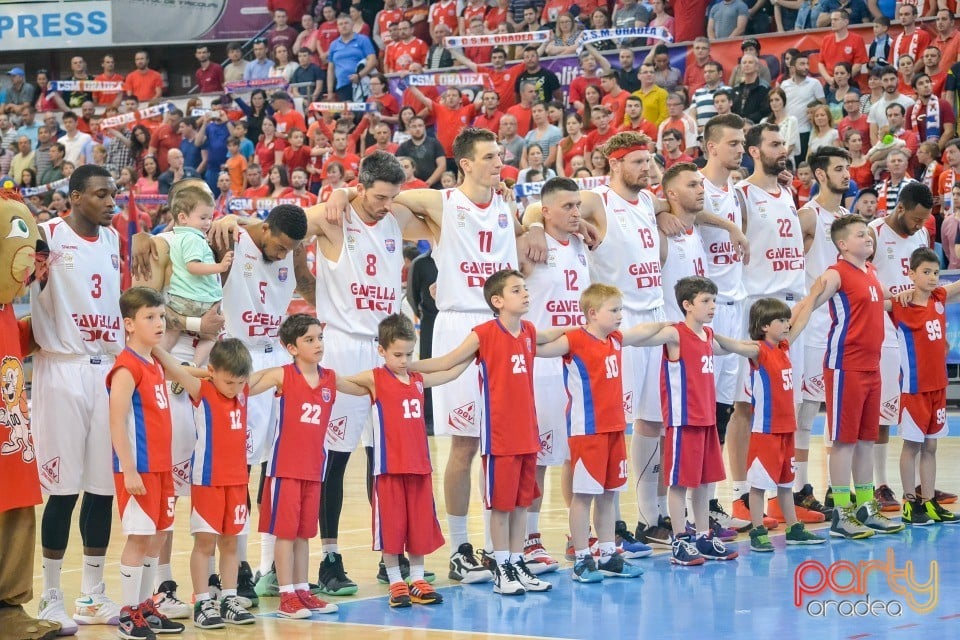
[659,164,708,323]
[31,166,123,632]
[795,146,853,522]
[726,123,807,526]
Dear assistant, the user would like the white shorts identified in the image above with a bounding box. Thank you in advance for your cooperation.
[623,306,666,423]
[879,344,900,426]
[802,344,827,403]
[432,310,492,438]
[736,295,804,405]
[168,335,202,497]
[244,342,287,464]
[709,299,745,405]
[322,327,379,453]
[33,353,115,496]
[533,359,569,467]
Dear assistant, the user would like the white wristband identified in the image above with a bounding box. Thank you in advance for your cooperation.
[527,222,544,230]
[186,317,202,333]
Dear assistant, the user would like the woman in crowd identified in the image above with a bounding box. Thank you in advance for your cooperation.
[543,12,580,57]
[518,143,556,184]
[393,106,418,145]
[826,62,858,122]
[254,117,286,176]
[266,164,291,199]
[271,45,298,82]
[34,69,68,113]
[844,130,874,190]
[129,124,152,175]
[807,104,840,158]
[763,87,800,164]
[557,112,588,178]
[235,89,274,144]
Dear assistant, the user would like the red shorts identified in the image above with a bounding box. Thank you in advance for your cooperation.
[746,432,795,491]
[663,425,725,488]
[825,369,880,444]
[900,389,948,443]
[258,477,320,540]
[191,484,249,536]
[372,473,445,555]
[568,431,628,495]
[481,453,540,511]
[114,471,175,536]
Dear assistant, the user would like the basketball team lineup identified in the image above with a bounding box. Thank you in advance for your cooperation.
[7,120,960,640]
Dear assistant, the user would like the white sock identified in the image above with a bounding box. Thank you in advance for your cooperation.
[156,563,173,590]
[634,434,660,526]
[483,509,494,551]
[409,563,425,581]
[494,550,509,565]
[794,461,809,491]
[236,533,248,563]
[386,565,402,584]
[731,482,745,498]
[81,555,105,594]
[322,543,339,554]
[526,511,540,535]
[294,583,309,593]
[140,557,158,603]
[207,555,216,577]
[447,515,469,551]
[279,584,294,594]
[221,588,237,598]
[509,552,522,564]
[657,495,669,518]
[874,443,888,486]
[707,482,717,502]
[43,557,63,593]
[195,592,211,603]
[120,564,143,607]
[258,533,275,575]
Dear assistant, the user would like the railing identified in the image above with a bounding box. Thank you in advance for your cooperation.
[187,20,276,95]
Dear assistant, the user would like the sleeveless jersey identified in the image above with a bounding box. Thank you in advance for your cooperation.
[590,186,664,313]
[267,364,336,480]
[222,229,296,348]
[315,207,403,338]
[700,174,746,302]
[869,217,929,341]
[661,225,707,322]
[660,323,716,427]
[31,219,122,356]
[475,319,539,456]
[433,188,517,314]
[191,379,249,486]
[824,260,885,371]
[737,181,805,298]
[563,328,627,436]
[891,287,949,393]
[750,340,798,434]
[803,201,848,346]
[107,348,171,473]
[525,233,590,329]
[371,367,432,476]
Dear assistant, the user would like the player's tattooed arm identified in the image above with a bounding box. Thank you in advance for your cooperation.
[164,303,224,341]
[292,243,317,307]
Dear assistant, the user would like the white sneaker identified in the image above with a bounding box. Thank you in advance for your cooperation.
[493,563,525,596]
[709,499,751,532]
[153,581,191,620]
[73,582,121,625]
[38,588,78,636]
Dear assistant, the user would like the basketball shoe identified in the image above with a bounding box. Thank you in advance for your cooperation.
[73,582,122,625]
[856,500,905,533]
[449,543,494,583]
[902,495,932,526]
[317,552,358,596]
[784,522,826,545]
[830,505,874,539]
[219,595,255,624]
[276,592,310,619]
[409,580,443,604]
[512,560,552,591]
[917,486,958,505]
[152,582,190,620]
[794,484,833,520]
[695,534,739,561]
[117,605,155,640]
[709,499,750,532]
[767,496,825,524]
[236,562,259,608]
[523,533,560,574]
[493,562,525,596]
[38,588,78,635]
[295,589,338,614]
[597,553,644,578]
[925,498,960,524]
[192,599,223,630]
[571,555,604,583]
[253,567,279,598]
[874,484,899,512]
[749,526,774,552]
[670,534,705,566]
[388,582,411,608]
[732,493,778,529]
[139,598,185,634]
[614,520,654,558]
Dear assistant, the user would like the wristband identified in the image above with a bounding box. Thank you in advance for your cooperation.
[186,317,202,333]
[527,222,544,230]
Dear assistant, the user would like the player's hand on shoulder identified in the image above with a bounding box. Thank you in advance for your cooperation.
[323,187,352,224]
[730,226,750,264]
[208,216,239,253]
[131,232,158,280]
[578,219,599,248]
[655,211,684,237]
[199,302,225,340]
[893,287,917,306]
[523,225,548,263]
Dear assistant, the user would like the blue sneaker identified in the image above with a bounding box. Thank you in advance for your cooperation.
[695,534,739,561]
[670,534,705,566]
[615,520,654,558]
[597,554,643,578]
[571,555,604,583]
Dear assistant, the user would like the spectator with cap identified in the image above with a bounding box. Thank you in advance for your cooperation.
[730,39,772,87]
[123,50,164,103]
[326,12,377,102]
[0,68,35,115]
[244,38,276,81]
[708,0,749,40]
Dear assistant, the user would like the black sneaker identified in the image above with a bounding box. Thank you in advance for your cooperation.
[448,543,494,584]
[219,595,255,625]
[477,548,496,573]
[902,495,932,526]
[824,487,834,510]
[637,516,673,547]
[140,599,185,634]
[236,561,259,609]
[318,552,359,596]
[795,484,833,520]
[192,600,223,630]
[207,574,222,600]
[119,605,156,640]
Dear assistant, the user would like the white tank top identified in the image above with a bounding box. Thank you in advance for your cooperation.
[525,233,590,329]
[433,187,518,314]
[661,225,707,322]
[590,185,663,313]
[700,174,746,302]
[803,200,848,346]
[221,229,296,347]
[31,219,123,357]
[315,206,403,338]
[869,217,929,342]
[738,181,806,298]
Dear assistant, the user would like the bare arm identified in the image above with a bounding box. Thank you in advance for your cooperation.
[694,211,750,264]
[292,242,317,307]
[248,366,284,396]
[421,356,474,388]
[790,268,841,333]
[409,331,480,373]
[336,372,372,397]
[152,346,203,399]
[535,334,570,359]
[622,322,676,347]
[713,333,758,357]
[185,250,233,276]
[108,369,145,495]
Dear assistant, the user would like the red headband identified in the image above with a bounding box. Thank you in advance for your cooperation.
[607,144,648,160]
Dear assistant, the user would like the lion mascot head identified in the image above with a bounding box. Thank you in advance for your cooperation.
[0,190,41,304]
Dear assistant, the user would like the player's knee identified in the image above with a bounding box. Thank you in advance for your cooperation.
[634,419,661,438]
[193,534,217,555]
[449,436,479,464]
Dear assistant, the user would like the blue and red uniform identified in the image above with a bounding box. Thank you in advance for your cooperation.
[746,340,797,490]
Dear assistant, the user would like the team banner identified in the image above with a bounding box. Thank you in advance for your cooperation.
[100,102,175,129]
[514,175,609,198]
[407,73,488,87]
[48,80,124,92]
[444,30,551,49]
[224,77,288,92]
[191,108,212,117]
[116,193,167,206]
[577,27,674,47]
[308,102,379,113]
[20,178,69,197]
[228,196,307,214]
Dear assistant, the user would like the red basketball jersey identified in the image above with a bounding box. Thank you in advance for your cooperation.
[266,364,336,481]
[107,348,172,473]
[660,323,716,427]
[749,340,797,434]
[563,328,627,436]
[191,379,249,487]
[371,367,432,476]
[475,319,539,456]
[824,259,884,371]
[891,287,948,393]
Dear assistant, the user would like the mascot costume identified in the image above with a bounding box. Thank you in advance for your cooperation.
[0,190,61,640]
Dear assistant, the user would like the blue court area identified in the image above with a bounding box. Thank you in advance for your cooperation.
[265,524,960,639]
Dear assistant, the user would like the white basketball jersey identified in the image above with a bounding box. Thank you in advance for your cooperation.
[221,229,296,347]
[590,185,664,313]
[661,225,707,322]
[315,206,403,338]
[738,181,805,298]
[525,233,591,330]
[31,219,123,357]
[700,175,746,302]
[803,200,848,347]
[869,217,929,341]
[433,188,518,314]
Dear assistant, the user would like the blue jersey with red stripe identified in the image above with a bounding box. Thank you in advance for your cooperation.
[749,340,797,434]
[891,287,949,393]
[563,328,627,436]
[191,379,249,486]
[266,364,336,481]
[660,323,716,427]
[824,259,884,371]
[371,367,432,476]
[107,348,172,473]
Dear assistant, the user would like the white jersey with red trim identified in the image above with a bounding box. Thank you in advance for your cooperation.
[803,200,848,347]
[738,181,805,298]
[869,217,929,342]
[700,174,746,302]
[590,185,663,313]
[221,229,296,348]
[315,205,403,338]
[661,225,707,322]
[433,187,517,314]
[525,233,590,330]
[31,219,123,356]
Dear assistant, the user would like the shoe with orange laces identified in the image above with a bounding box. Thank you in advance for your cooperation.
[277,592,310,619]
[118,605,156,640]
[295,589,338,614]
[388,582,411,608]
[409,580,443,605]
[733,493,778,529]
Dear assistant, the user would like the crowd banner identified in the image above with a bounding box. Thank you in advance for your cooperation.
[444,30,551,49]
[116,193,167,206]
[407,73,489,87]
[20,178,69,197]
[224,77,289,93]
[308,102,379,113]
[514,175,609,199]
[191,108,211,117]
[577,26,674,47]
[100,102,175,129]
[48,80,123,92]
[228,196,306,215]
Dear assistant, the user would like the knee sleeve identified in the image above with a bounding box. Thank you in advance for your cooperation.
[79,493,113,549]
[41,494,79,551]
[716,403,733,446]
[319,450,351,539]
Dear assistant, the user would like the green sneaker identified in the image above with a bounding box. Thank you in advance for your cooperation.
[924,499,960,524]
[856,500,905,534]
[785,522,826,545]
[317,552,359,596]
[749,526,774,552]
[903,496,933,526]
[253,568,279,598]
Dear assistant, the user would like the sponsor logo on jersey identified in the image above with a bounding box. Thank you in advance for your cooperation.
[452,401,476,427]
[498,212,509,229]
[802,374,825,397]
[622,391,633,416]
[278,267,288,282]
[322,388,332,403]
[539,430,553,456]
[111,254,119,270]
[172,458,191,488]
[385,238,396,253]
[882,396,900,420]
[243,262,254,278]
[41,456,60,485]
[327,416,347,441]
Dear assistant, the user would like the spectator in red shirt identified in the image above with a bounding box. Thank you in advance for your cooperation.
[194,45,224,94]
[473,90,504,136]
[398,155,430,189]
[254,117,287,176]
[622,96,658,140]
[242,164,270,198]
[506,80,537,137]
[148,108,183,174]
[818,10,868,85]
[94,54,124,107]
[281,129,312,173]
[428,0,459,35]
[267,8,299,53]
[270,91,307,140]
[462,16,492,65]
[410,85,477,158]
[683,38,714,94]
[285,167,318,207]
[584,105,618,162]
[322,129,362,181]
[450,46,525,110]
[661,128,694,168]
[837,91,871,144]
[123,50,164,103]
[364,122,399,156]
[599,71,630,126]
[365,76,400,125]
[384,19,429,73]
[569,51,602,115]
[267,0,309,25]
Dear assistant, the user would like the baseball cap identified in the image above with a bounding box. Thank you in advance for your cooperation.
[271,91,292,102]
[741,39,760,52]
[7,67,24,77]
[500,165,519,183]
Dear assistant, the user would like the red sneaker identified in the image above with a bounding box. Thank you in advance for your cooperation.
[295,589,338,614]
[733,494,778,529]
[277,592,310,619]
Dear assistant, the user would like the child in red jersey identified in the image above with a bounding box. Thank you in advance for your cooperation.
[889,247,960,525]
[151,339,257,629]
[107,287,185,639]
[739,298,825,552]
[337,314,469,609]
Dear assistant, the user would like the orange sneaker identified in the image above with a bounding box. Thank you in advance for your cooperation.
[766,497,786,523]
[388,582,411,608]
[769,496,825,523]
[409,580,442,605]
[733,494,778,529]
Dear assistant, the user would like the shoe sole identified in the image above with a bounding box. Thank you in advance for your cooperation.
[599,570,642,578]
[523,560,559,575]
[277,610,311,619]
[410,596,443,605]
[156,608,191,620]
[785,538,827,545]
[879,505,900,513]
[750,545,774,552]
[645,537,673,548]
[518,582,552,591]
[73,615,119,626]
[389,600,411,608]
[194,621,225,630]
[224,616,256,625]
[670,558,705,566]
[317,585,359,596]
[450,570,493,584]
[867,525,905,534]
[907,520,934,526]
[117,630,152,640]
[829,529,874,539]
[571,574,604,583]
[492,587,525,596]
[702,553,739,561]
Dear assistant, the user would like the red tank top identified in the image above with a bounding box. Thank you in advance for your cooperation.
[266,364,336,480]
[107,348,172,473]
[824,259,884,371]
[563,329,626,436]
[660,323,716,427]
[371,367,432,476]
[192,379,249,486]
[750,340,797,434]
